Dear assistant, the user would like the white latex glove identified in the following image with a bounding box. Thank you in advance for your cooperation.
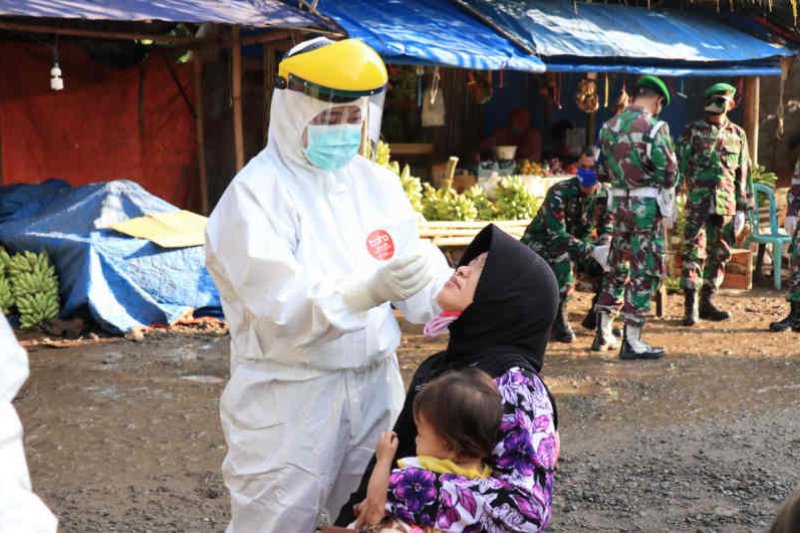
[344,253,433,312]
[591,244,611,272]
[785,215,797,236]
[733,211,746,236]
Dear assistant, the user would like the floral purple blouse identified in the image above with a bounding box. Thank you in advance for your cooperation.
[385,367,557,532]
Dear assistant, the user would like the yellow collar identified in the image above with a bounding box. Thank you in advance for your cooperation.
[398,456,491,479]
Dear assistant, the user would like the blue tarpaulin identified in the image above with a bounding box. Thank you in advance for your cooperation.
[310,0,545,72]
[453,0,792,75]
[0,0,327,28]
[0,180,221,334]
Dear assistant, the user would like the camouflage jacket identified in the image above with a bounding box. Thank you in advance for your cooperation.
[522,177,611,258]
[787,159,800,218]
[597,105,678,191]
[588,184,614,244]
[678,118,753,215]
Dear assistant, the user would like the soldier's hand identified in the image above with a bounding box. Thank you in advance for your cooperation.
[733,211,746,237]
[785,215,797,236]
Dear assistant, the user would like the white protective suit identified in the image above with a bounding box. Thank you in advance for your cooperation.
[0,315,58,532]
[205,77,451,531]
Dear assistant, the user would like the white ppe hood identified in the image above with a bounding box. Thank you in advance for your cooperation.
[205,85,450,379]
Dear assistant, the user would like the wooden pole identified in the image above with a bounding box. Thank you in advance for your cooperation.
[586,72,598,146]
[232,25,245,172]
[444,156,459,190]
[543,73,555,132]
[743,76,760,167]
[193,55,209,215]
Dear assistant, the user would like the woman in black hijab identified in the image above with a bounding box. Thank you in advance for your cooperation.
[337,224,560,531]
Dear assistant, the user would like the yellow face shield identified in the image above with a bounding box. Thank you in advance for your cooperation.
[277,38,388,103]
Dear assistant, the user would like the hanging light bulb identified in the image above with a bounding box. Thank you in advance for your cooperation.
[51,34,64,91]
[50,62,64,91]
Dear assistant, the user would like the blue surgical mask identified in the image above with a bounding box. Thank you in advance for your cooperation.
[303,124,362,170]
[577,167,597,187]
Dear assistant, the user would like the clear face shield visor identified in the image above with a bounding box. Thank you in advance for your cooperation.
[279,74,387,169]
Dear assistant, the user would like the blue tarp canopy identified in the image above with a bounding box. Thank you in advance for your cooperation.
[310,0,545,72]
[0,0,326,28]
[454,0,792,75]
[0,180,221,334]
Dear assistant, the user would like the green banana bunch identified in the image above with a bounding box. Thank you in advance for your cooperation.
[463,185,497,221]
[5,250,61,327]
[375,141,392,167]
[495,177,541,220]
[0,277,13,315]
[11,271,58,300]
[399,164,424,214]
[421,183,478,221]
[16,291,60,329]
[0,246,11,271]
[7,250,39,277]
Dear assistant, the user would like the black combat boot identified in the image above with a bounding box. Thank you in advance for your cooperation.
[581,293,599,330]
[619,325,665,360]
[683,289,698,326]
[770,301,800,332]
[591,312,620,351]
[552,299,575,343]
[699,287,730,321]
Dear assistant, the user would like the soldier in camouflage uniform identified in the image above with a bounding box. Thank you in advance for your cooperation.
[770,156,800,332]
[678,82,753,326]
[522,147,612,343]
[594,75,678,360]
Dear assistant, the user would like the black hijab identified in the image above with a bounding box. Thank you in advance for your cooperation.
[445,223,559,376]
[335,225,560,526]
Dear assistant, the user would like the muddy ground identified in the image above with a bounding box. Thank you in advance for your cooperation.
[13,287,800,532]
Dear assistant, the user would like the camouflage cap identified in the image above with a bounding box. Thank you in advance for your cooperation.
[704,82,736,98]
[635,75,670,106]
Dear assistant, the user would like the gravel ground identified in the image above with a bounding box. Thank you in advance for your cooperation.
[13,288,800,532]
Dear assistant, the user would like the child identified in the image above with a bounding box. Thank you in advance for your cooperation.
[354,368,503,532]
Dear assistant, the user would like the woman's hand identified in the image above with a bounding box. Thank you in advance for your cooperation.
[353,496,386,531]
[375,431,398,463]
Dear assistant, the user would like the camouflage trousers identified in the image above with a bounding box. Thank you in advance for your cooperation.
[787,227,800,302]
[680,209,734,293]
[529,243,604,298]
[597,198,666,327]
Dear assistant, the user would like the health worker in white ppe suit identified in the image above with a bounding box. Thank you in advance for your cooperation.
[0,314,58,533]
[205,37,451,532]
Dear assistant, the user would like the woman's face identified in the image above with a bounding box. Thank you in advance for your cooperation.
[436,252,488,312]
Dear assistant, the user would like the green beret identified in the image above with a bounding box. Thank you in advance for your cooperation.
[705,82,736,98]
[635,75,670,106]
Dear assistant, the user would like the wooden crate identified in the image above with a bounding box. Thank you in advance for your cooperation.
[664,248,750,289]
[721,248,752,290]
